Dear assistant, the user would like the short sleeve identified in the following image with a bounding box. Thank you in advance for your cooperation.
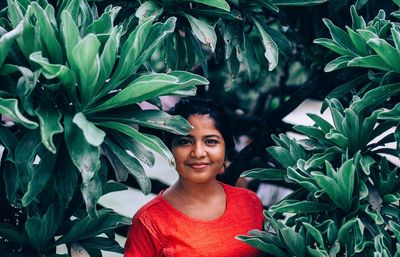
[248,191,265,223]
[124,213,164,257]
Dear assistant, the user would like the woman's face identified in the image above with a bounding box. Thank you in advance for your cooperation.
[171,114,226,185]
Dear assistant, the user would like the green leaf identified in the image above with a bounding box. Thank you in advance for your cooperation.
[81,171,103,217]
[0,124,17,161]
[279,222,306,257]
[113,133,155,168]
[267,146,296,167]
[72,34,101,106]
[0,97,38,129]
[100,110,192,135]
[241,168,285,180]
[54,157,78,208]
[31,2,63,64]
[239,31,260,82]
[254,0,279,12]
[0,223,30,246]
[236,235,289,257]
[103,181,128,195]
[337,159,355,210]
[272,0,327,6]
[303,222,324,247]
[102,139,151,194]
[252,17,279,71]
[34,105,63,153]
[80,237,124,254]
[30,51,75,89]
[100,121,174,167]
[269,200,330,214]
[346,26,369,55]
[182,0,230,11]
[391,27,400,53]
[0,21,23,68]
[322,18,358,56]
[183,13,217,52]
[348,55,392,71]
[294,125,326,141]
[97,27,121,89]
[378,102,400,120]
[350,5,366,30]
[313,38,353,56]
[324,56,352,72]
[60,10,80,72]
[365,38,400,72]
[64,115,101,183]
[107,17,154,88]
[311,170,345,210]
[287,167,320,193]
[351,83,400,114]
[25,205,61,250]
[325,75,367,104]
[337,218,362,245]
[86,6,120,35]
[135,1,163,22]
[56,209,131,245]
[307,114,334,133]
[73,112,105,147]
[89,72,207,113]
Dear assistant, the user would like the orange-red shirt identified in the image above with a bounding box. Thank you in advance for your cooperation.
[125,183,264,257]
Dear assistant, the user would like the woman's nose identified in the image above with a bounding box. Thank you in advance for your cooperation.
[190,143,206,158]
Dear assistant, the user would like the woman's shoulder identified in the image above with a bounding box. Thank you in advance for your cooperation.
[222,182,259,198]
[133,193,166,222]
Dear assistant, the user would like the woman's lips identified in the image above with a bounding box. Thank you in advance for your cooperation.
[188,163,209,169]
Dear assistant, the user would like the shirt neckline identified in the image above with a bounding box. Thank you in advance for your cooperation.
[159,182,231,224]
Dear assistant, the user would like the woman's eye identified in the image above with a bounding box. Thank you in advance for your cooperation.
[205,139,219,145]
[177,138,191,146]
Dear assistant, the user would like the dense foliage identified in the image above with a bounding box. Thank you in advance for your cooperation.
[1,0,399,256]
[239,2,400,256]
[0,0,206,256]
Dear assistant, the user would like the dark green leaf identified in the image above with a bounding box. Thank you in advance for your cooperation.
[80,237,123,253]
[267,146,296,167]
[279,222,306,257]
[351,83,400,114]
[241,168,285,180]
[347,55,392,71]
[31,2,63,63]
[34,105,63,153]
[0,223,30,246]
[73,112,105,147]
[103,139,151,194]
[252,17,278,71]
[64,115,101,183]
[0,21,23,68]
[72,34,101,106]
[272,0,327,6]
[269,200,330,214]
[113,132,155,168]
[324,56,352,72]
[100,121,174,166]
[22,145,57,206]
[0,97,38,129]
[236,235,289,257]
[56,209,131,245]
[183,13,217,52]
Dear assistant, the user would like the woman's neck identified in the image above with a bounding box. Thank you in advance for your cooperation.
[167,179,223,202]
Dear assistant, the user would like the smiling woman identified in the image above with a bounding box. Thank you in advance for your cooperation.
[124,97,265,257]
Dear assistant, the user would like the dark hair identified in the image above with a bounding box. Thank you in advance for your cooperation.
[167,97,235,161]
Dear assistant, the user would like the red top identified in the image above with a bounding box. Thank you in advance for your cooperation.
[124,183,265,257]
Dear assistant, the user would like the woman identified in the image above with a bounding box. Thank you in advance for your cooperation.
[125,97,264,257]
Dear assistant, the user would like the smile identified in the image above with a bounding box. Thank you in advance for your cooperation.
[188,163,209,169]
